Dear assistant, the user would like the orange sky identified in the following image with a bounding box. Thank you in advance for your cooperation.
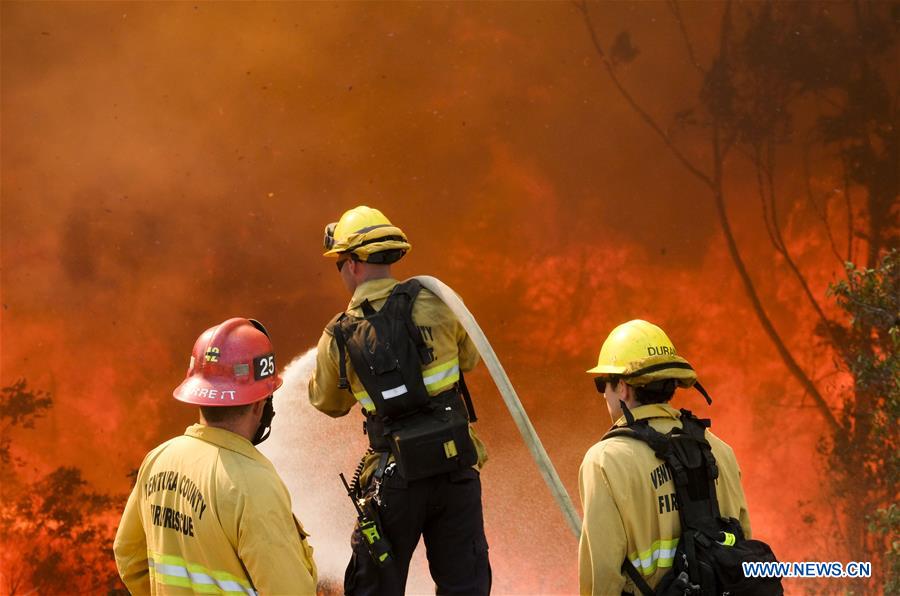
[1,2,867,593]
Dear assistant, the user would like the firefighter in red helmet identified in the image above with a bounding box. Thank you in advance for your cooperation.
[114,318,317,594]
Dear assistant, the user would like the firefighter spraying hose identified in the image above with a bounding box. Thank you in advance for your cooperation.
[412,275,582,538]
[309,205,580,595]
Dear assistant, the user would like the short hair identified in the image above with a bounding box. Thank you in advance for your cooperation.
[364,248,404,265]
[199,403,254,424]
[632,379,677,405]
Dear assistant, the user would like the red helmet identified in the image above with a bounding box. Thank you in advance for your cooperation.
[173,318,283,406]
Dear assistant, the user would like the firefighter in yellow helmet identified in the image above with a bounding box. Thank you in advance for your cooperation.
[310,206,491,595]
[322,205,412,264]
[579,320,753,596]
[114,318,318,595]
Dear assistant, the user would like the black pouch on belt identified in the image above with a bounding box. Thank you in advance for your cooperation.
[388,391,477,481]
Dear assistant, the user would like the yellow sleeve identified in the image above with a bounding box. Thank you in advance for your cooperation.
[238,473,318,594]
[442,292,480,372]
[308,326,357,417]
[736,464,752,540]
[711,435,753,540]
[413,289,480,372]
[578,448,628,596]
[113,477,150,595]
[458,325,480,372]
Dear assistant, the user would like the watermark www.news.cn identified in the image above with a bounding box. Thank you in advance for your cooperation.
[743,561,872,578]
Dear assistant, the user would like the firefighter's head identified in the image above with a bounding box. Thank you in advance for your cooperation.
[323,206,411,292]
[173,318,281,445]
[587,320,701,421]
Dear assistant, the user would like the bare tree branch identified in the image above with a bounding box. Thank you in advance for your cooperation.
[752,144,782,251]
[716,2,838,430]
[575,0,715,190]
[802,138,845,266]
[762,139,839,343]
[712,126,842,433]
[666,0,706,77]
[841,156,856,263]
[812,88,844,111]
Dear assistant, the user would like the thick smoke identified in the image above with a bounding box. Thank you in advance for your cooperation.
[2,1,868,592]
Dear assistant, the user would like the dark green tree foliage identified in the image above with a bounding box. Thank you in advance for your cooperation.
[0,381,124,595]
[0,379,52,466]
[828,251,900,593]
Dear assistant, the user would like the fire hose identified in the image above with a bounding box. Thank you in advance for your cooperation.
[412,275,582,537]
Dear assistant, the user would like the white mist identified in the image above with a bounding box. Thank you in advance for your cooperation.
[260,348,433,593]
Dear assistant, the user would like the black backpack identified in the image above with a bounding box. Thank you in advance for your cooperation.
[602,408,783,596]
[330,279,477,481]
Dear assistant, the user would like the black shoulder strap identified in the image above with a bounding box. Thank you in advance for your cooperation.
[601,419,670,456]
[383,280,434,365]
[620,400,636,425]
[674,410,721,524]
[622,558,655,596]
[458,370,477,422]
[678,409,718,482]
[360,298,376,317]
[328,313,351,390]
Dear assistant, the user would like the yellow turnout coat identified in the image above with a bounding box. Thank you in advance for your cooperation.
[579,404,751,596]
[114,424,317,595]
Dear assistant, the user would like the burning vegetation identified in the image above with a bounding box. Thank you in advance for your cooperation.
[1,1,896,593]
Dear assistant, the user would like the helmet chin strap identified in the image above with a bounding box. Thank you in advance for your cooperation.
[252,396,276,445]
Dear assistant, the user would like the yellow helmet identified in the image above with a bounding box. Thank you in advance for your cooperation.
[323,205,412,263]
[587,319,698,389]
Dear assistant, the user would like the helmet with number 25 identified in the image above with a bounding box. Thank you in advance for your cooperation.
[173,318,283,406]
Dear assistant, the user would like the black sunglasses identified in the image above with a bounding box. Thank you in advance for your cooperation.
[336,258,349,272]
[594,376,620,393]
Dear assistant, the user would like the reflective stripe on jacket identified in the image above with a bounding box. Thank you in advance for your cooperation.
[578,404,751,596]
[308,277,488,471]
[114,424,317,595]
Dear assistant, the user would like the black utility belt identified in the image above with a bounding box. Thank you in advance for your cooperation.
[365,390,477,481]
